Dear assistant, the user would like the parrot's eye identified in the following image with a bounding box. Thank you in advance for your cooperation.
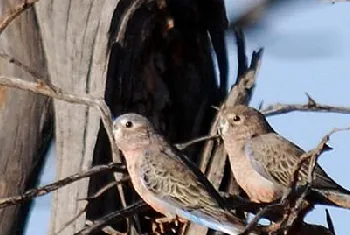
[232,115,241,122]
[125,121,133,128]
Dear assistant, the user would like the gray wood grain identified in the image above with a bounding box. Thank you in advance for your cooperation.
[0,1,53,234]
[35,1,119,234]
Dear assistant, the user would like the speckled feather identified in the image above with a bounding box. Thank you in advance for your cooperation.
[246,133,339,189]
[219,105,350,207]
[141,146,237,220]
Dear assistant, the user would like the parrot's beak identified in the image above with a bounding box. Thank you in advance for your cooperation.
[112,120,121,142]
[218,117,228,136]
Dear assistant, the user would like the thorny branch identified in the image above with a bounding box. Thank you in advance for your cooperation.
[0,163,126,209]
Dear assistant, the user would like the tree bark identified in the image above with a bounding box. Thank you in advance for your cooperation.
[34,0,119,234]
[0,1,53,235]
[87,0,225,234]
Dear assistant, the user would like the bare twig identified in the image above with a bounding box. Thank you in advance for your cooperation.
[185,30,264,235]
[78,177,130,201]
[93,181,120,199]
[0,0,40,34]
[234,28,248,77]
[82,182,117,201]
[0,55,130,230]
[75,201,148,235]
[55,206,87,235]
[0,163,125,209]
[175,134,219,150]
[0,51,45,79]
[290,126,350,191]
[0,75,119,167]
[85,221,126,235]
[0,63,129,232]
[264,126,350,234]
[261,94,350,116]
[56,176,130,234]
[325,209,335,235]
[199,46,264,173]
[241,204,282,235]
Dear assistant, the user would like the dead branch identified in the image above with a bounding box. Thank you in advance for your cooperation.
[85,221,125,235]
[0,52,129,225]
[0,163,125,209]
[199,29,264,175]
[234,28,248,77]
[241,204,282,235]
[261,93,350,116]
[0,75,120,169]
[55,206,87,235]
[55,176,130,235]
[290,126,350,191]
[186,28,264,235]
[240,127,350,235]
[75,201,148,235]
[0,0,40,34]
[326,209,335,234]
[80,180,127,201]
[175,134,220,150]
[0,51,45,79]
[261,126,350,234]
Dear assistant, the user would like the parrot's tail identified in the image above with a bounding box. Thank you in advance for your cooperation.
[312,187,350,209]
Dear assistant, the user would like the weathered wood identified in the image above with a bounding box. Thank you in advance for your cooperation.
[87,0,225,234]
[34,0,119,234]
[0,1,53,234]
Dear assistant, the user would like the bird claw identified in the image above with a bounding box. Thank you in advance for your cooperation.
[152,216,188,234]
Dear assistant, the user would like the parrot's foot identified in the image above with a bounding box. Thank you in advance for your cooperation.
[152,216,188,234]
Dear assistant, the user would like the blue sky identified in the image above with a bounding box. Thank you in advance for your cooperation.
[25,1,350,234]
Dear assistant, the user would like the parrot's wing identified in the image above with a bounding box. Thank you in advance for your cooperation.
[245,133,339,190]
[139,145,245,233]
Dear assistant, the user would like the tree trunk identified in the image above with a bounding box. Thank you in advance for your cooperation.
[34,0,119,234]
[0,1,53,235]
[2,0,227,234]
[88,0,225,234]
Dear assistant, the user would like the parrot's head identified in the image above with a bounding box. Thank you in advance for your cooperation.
[218,105,274,142]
